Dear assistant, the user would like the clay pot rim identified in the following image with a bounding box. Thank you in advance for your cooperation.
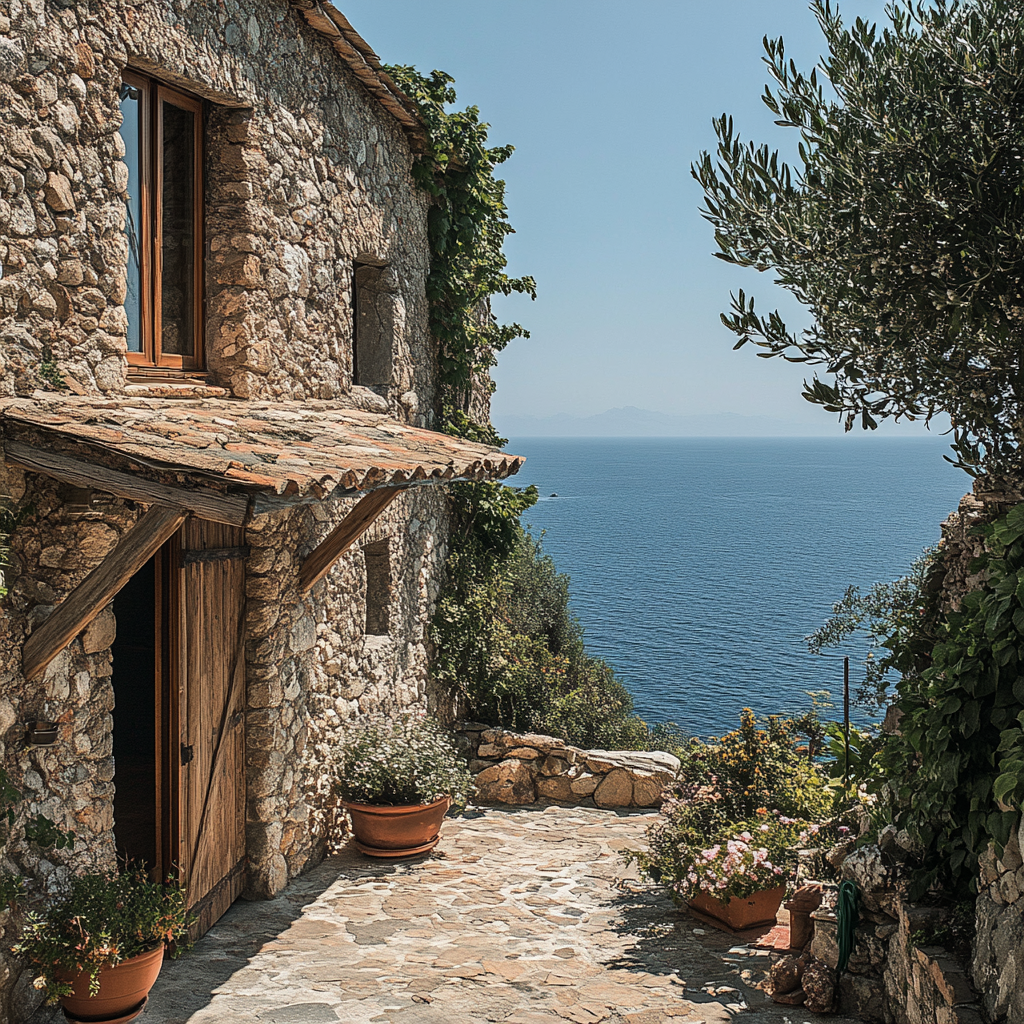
[342,795,452,815]
[697,882,787,906]
[55,941,165,982]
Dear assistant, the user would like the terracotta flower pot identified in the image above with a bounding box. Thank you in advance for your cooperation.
[344,795,451,857]
[689,884,786,933]
[58,943,164,1023]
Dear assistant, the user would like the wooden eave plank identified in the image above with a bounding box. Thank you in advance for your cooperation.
[298,486,403,593]
[5,440,250,527]
[23,505,188,680]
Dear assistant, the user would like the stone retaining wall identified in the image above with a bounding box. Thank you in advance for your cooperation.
[455,724,680,809]
[974,816,1024,1024]
[793,841,984,1024]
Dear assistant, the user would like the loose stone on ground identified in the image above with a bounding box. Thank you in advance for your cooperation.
[29,806,863,1024]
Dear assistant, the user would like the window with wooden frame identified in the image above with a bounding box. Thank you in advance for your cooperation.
[119,71,204,373]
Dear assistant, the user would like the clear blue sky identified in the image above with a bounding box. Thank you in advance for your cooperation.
[342,1,938,435]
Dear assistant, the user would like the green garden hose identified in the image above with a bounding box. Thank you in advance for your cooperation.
[836,880,859,972]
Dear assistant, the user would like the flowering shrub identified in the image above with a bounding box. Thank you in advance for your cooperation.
[330,712,472,807]
[11,866,191,1002]
[628,805,837,903]
[628,708,848,903]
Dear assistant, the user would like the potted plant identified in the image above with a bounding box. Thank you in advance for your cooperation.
[330,712,472,858]
[684,821,792,931]
[629,805,819,933]
[11,865,191,1023]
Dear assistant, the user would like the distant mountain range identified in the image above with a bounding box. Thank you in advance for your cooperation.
[493,406,841,438]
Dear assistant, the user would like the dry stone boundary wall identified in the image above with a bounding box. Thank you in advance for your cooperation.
[455,723,681,809]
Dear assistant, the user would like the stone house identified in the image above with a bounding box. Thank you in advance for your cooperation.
[0,0,521,1014]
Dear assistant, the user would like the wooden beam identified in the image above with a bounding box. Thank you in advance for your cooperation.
[298,487,402,593]
[23,505,188,680]
[5,441,250,527]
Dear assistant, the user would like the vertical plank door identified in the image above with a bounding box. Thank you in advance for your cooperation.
[178,520,247,937]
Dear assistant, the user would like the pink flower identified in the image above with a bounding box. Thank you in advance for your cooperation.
[760,824,770,832]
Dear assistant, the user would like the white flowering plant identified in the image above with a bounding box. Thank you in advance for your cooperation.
[331,712,472,807]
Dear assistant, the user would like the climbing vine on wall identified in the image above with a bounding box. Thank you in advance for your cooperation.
[880,506,1024,898]
[385,65,536,437]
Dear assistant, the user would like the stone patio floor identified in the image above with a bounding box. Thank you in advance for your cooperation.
[30,805,861,1024]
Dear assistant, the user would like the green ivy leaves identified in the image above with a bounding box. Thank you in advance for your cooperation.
[386,65,536,433]
[883,508,1024,897]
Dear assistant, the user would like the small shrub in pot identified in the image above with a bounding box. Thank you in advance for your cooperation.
[330,713,472,856]
[12,865,191,1006]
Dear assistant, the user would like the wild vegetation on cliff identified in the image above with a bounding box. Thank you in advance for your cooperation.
[392,66,662,747]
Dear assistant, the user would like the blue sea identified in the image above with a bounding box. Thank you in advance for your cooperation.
[506,436,970,737]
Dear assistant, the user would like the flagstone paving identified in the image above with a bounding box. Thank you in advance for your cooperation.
[30,805,861,1024]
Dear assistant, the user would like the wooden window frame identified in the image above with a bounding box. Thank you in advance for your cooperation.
[123,70,205,374]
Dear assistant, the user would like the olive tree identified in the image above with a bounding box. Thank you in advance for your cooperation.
[694,0,1024,473]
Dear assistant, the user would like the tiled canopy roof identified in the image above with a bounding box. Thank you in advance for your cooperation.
[0,396,523,506]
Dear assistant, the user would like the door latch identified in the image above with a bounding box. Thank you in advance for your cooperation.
[180,743,194,765]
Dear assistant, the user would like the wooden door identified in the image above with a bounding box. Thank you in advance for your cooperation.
[177,520,247,937]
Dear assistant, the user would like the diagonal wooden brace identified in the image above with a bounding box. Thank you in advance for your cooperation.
[22,505,188,680]
[298,486,402,593]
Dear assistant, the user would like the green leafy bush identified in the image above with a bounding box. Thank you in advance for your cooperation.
[432,522,672,751]
[329,712,472,808]
[822,722,887,802]
[688,708,834,822]
[878,506,1024,897]
[11,866,191,1002]
[628,709,843,902]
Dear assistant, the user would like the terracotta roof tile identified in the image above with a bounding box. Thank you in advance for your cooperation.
[0,395,524,504]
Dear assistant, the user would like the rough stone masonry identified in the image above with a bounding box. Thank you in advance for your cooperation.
[0,2,493,1020]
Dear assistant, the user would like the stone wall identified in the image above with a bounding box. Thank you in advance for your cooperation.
[932,476,1024,614]
[0,3,446,1018]
[244,486,448,897]
[785,842,984,1024]
[973,816,1024,1024]
[884,901,981,1024]
[456,724,680,809]
[0,460,136,1024]
[0,0,432,419]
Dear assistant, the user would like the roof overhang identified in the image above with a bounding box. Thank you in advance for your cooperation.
[286,1,428,153]
[6,395,524,681]
[1,395,524,525]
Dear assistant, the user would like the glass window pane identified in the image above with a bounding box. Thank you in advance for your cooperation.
[160,101,195,358]
[119,83,143,354]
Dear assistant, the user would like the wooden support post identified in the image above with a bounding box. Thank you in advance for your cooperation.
[23,505,188,680]
[298,487,402,593]
[6,441,250,527]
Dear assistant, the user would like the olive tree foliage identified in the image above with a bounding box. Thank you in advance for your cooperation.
[693,0,1024,473]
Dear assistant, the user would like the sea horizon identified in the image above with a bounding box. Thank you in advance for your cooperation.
[503,435,969,737]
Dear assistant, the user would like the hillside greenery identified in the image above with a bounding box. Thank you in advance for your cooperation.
[391,66,660,749]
